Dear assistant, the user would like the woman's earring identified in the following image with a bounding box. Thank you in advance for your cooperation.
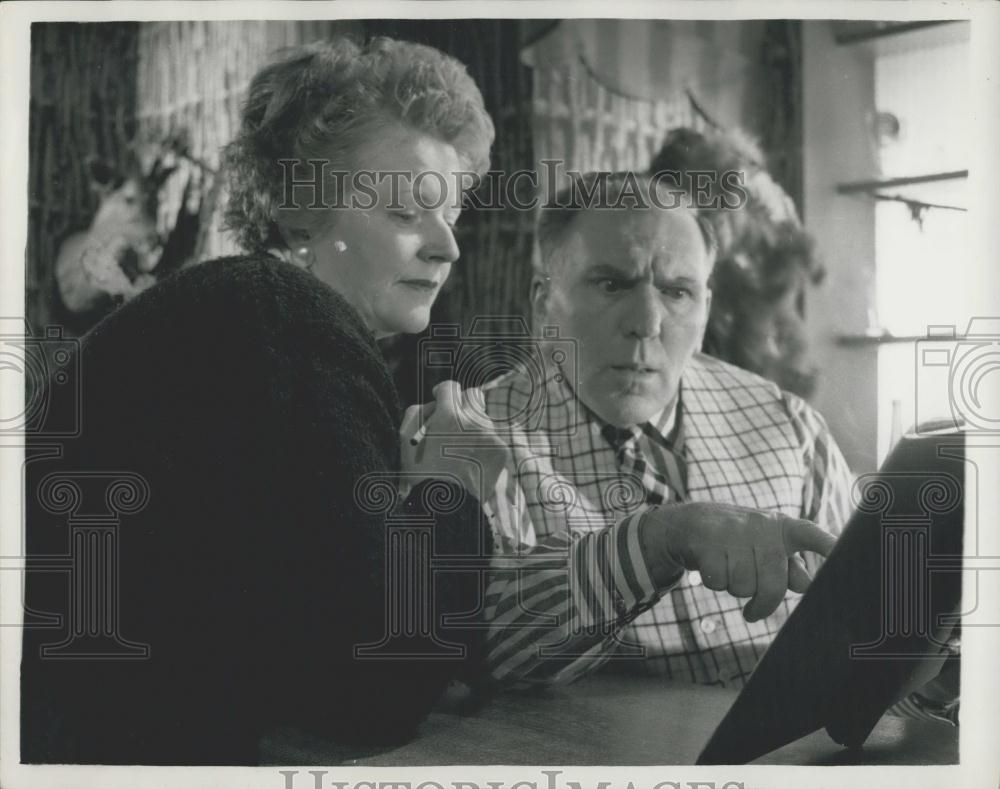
[333,240,348,253]
[294,245,314,271]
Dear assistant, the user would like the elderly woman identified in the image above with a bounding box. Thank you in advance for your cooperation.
[22,37,498,765]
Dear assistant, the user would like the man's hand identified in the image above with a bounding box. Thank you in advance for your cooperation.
[399,380,510,502]
[638,502,837,622]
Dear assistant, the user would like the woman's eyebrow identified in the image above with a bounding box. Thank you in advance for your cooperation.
[406,181,451,208]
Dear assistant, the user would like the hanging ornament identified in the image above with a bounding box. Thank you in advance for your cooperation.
[906,200,929,231]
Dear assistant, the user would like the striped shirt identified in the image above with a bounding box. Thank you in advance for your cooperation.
[480,353,854,688]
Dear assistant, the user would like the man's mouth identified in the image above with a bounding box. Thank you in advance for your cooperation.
[611,363,659,375]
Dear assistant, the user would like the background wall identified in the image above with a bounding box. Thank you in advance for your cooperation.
[524,20,803,202]
[801,21,878,472]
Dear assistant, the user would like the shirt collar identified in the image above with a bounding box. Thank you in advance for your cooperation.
[646,398,679,444]
[553,365,683,451]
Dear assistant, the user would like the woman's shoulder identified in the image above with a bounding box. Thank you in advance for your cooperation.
[83,253,394,401]
[182,255,403,440]
[171,254,368,332]
[97,253,374,354]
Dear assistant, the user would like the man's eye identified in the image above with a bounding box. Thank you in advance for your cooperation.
[661,286,692,300]
[391,211,418,225]
[595,278,625,294]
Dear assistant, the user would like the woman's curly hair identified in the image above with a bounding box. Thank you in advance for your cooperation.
[650,126,825,397]
[222,37,495,253]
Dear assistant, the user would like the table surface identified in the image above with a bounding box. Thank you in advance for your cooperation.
[261,675,958,766]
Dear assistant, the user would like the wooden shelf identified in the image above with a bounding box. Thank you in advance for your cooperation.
[833,20,970,58]
[834,21,960,46]
[836,170,967,196]
[836,332,972,347]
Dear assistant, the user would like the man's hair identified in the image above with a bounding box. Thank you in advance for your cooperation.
[222,36,495,253]
[535,171,718,279]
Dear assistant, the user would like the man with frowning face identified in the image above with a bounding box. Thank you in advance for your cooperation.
[540,180,713,429]
[479,173,853,688]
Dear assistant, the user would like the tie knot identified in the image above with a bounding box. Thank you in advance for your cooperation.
[601,424,641,453]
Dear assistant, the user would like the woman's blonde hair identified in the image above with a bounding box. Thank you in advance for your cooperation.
[222,36,495,252]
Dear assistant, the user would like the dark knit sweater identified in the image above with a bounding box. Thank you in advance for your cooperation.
[21,255,489,765]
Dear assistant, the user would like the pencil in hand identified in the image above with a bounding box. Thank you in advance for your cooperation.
[407,381,495,446]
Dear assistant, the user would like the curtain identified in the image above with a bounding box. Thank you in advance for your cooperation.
[521,20,801,195]
[27,22,139,335]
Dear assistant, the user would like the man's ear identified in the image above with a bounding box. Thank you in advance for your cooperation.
[698,288,713,350]
[530,274,551,327]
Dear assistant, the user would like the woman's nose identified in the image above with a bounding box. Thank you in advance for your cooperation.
[419,220,460,265]
[622,284,662,339]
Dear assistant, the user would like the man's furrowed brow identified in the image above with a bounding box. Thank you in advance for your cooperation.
[394,183,417,200]
[585,262,639,278]
[661,273,701,287]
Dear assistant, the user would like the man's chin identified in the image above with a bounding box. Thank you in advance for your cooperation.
[587,392,670,428]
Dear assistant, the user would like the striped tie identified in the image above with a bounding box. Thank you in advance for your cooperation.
[601,422,688,505]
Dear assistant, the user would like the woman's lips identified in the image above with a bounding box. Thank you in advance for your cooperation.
[399,279,440,292]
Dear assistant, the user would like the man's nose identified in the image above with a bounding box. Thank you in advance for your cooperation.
[622,283,663,339]
[419,219,460,265]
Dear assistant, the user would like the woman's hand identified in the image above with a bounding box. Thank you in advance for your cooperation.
[399,380,510,503]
